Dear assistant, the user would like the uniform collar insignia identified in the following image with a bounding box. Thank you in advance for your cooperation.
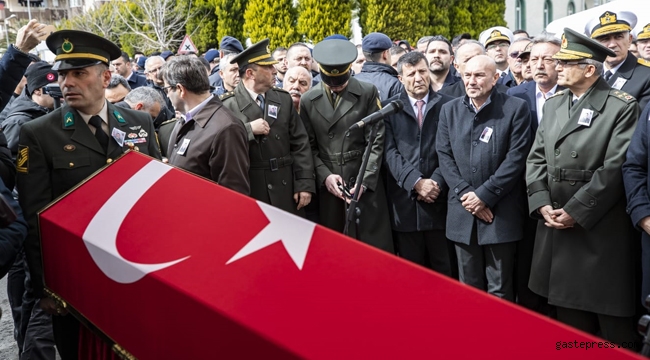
[64,112,74,127]
[113,110,126,123]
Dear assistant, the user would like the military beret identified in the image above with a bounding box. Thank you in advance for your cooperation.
[586,11,636,39]
[553,27,616,63]
[479,26,513,47]
[161,50,174,60]
[230,38,278,67]
[136,56,148,69]
[362,32,393,53]
[25,62,57,96]
[220,36,244,54]
[634,23,650,41]
[46,30,121,71]
[324,34,348,41]
[204,49,219,63]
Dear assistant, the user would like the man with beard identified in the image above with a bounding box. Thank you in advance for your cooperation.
[425,35,459,91]
[354,32,403,102]
[587,11,650,110]
[285,43,319,87]
[221,39,315,216]
[272,47,288,87]
[282,66,312,111]
[111,51,147,89]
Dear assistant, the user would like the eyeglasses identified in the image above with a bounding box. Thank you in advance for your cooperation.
[163,84,177,94]
[486,42,510,50]
[509,51,520,58]
[555,60,590,67]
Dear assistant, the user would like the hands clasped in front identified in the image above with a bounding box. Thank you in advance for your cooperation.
[461,191,493,223]
[539,205,575,229]
[414,178,440,203]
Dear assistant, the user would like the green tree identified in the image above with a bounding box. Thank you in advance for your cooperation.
[470,0,507,36]
[215,0,247,46]
[448,0,474,38]
[183,0,220,52]
[243,0,299,48]
[297,0,352,44]
[427,0,451,39]
[59,3,123,47]
[358,0,428,46]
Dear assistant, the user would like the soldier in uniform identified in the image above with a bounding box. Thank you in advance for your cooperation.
[586,11,650,110]
[634,23,650,65]
[16,30,162,359]
[220,39,315,216]
[526,28,638,344]
[300,39,393,253]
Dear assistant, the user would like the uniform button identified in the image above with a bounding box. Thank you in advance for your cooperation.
[267,184,273,190]
[454,188,459,193]
[570,151,577,158]
[262,137,267,142]
[346,132,350,137]
[589,200,595,206]
[328,133,334,139]
[554,149,560,156]
[569,181,576,185]
[69,162,74,168]
[275,134,280,140]
[472,167,477,173]
[419,158,424,163]
[106,158,113,164]
[282,180,287,185]
[472,141,478,146]
[496,189,501,194]
[174,144,178,148]
[552,202,559,208]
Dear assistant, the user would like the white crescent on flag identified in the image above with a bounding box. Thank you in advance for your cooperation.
[82,160,189,284]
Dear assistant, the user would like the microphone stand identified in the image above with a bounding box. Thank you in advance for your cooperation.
[343,120,380,239]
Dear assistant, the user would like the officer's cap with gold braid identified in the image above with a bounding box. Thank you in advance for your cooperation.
[478,26,513,47]
[554,28,616,63]
[634,23,650,41]
[230,38,278,68]
[46,30,121,71]
[586,11,637,39]
[313,39,357,87]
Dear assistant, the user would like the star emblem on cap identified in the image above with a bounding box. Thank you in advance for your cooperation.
[62,39,73,53]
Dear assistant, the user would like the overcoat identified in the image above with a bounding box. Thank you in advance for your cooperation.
[605,52,650,111]
[300,78,393,252]
[221,84,315,216]
[526,78,638,316]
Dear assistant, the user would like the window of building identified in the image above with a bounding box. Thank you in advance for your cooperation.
[515,0,526,30]
[543,0,553,27]
[567,1,575,15]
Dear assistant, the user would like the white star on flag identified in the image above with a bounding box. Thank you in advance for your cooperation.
[226,201,317,270]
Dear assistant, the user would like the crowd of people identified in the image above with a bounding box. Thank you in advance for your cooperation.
[0,7,649,359]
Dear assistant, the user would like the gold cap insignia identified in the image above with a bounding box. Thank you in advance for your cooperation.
[331,69,340,75]
[644,24,650,33]
[62,39,74,53]
[600,12,617,26]
[561,35,568,49]
[63,144,76,152]
[266,45,271,54]
[490,30,502,39]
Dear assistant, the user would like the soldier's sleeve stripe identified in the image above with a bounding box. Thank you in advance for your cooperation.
[17,145,28,173]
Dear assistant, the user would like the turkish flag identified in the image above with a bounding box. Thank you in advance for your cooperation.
[39,152,643,359]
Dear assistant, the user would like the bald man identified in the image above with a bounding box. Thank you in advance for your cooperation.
[282,66,312,111]
[436,55,532,301]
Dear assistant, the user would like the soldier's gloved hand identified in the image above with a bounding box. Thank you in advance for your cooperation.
[15,20,47,53]
[250,118,270,135]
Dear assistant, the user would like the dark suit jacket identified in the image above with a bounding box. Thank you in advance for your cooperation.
[17,101,162,298]
[607,52,650,110]
[436,89,532,245]
[127,73,148,90]
[507,81,564,137]
[167,96,250,195]
[497,70,517,88]
[221,84,315,216]
[384,88,454,232]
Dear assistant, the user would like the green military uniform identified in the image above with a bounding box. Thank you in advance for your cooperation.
[15,30,162,359]
[221,39,315,216]
[526,29,637,340]
[300,39,393,253]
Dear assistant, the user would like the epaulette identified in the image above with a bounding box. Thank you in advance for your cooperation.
[610,89,636,103]
[159,118,177,126]
[219,91,235,101]
[638,58,650,68]
[272,86,289,94]
[546,90,566,100]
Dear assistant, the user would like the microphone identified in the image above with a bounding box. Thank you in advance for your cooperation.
[348,100,404,130]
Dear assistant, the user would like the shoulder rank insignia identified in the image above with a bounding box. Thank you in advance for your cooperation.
[64,112,74,127]
[638,58,650,68]
[613,90,635,102]
[113,110,126,123]
[17,145,28,173]
[160,118,177,126]
[219,92,235,101]
[547,90,565,100]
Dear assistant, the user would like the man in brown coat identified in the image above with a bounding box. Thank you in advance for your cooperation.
[221,39,315,216]
[161,55,250,195]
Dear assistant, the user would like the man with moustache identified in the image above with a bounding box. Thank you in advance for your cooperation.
[436,54,532,301]
[285,43,319,87]
[425,35,459,91]
[517,42,534,83]
[221,39,314,216]
[587,11,650,110]
[499,38,531,88]
[282,66,312,111]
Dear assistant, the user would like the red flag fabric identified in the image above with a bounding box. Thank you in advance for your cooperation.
[39,152,644,359]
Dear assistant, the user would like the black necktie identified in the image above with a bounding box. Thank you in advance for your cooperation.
[604,70,612,81]
[257,94,265,111]
[88,115,108,153]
